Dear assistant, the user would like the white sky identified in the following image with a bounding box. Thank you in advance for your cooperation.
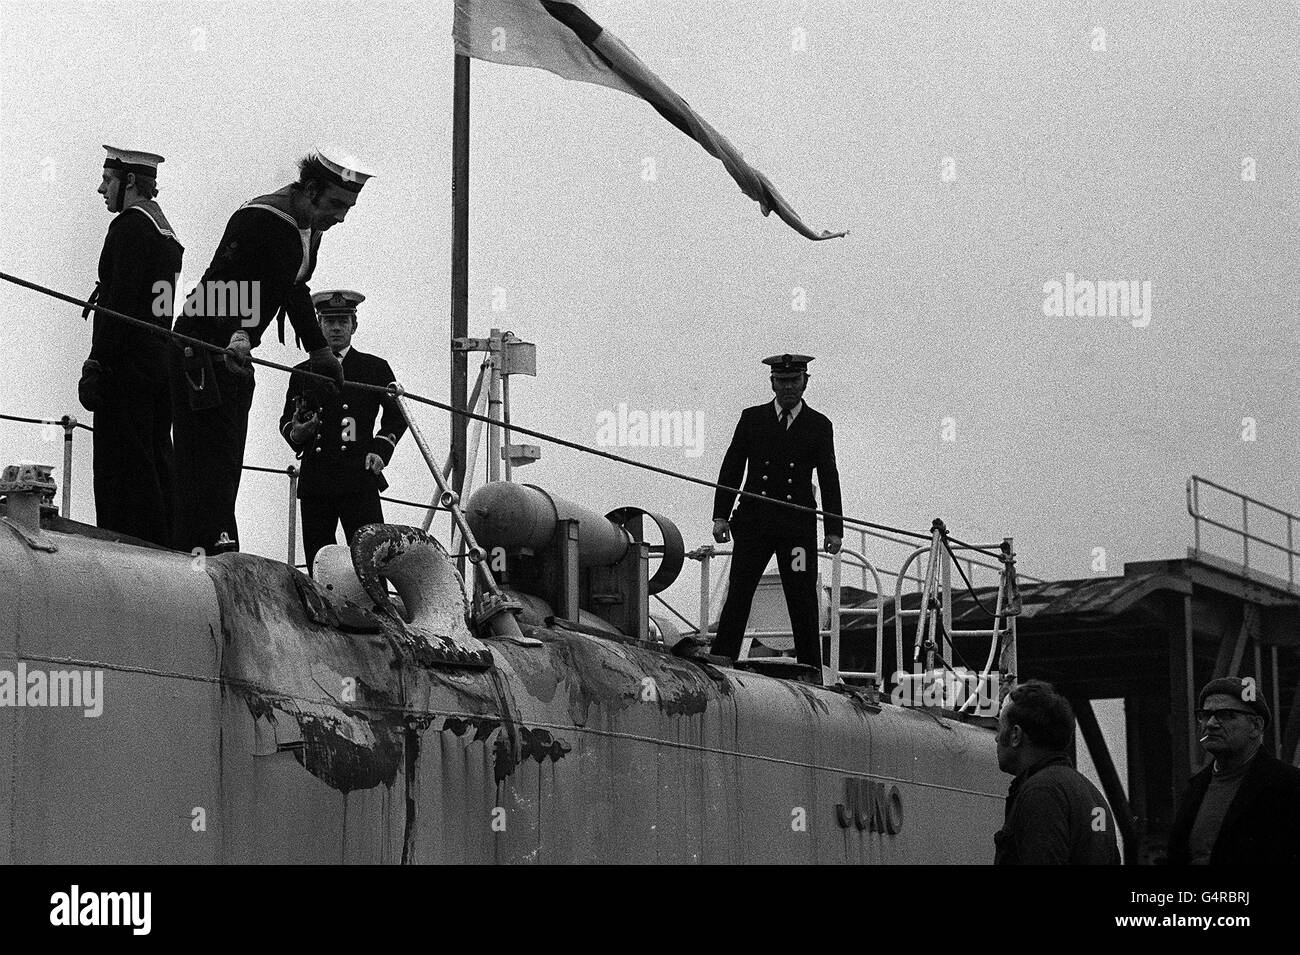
[1,0,1297,628]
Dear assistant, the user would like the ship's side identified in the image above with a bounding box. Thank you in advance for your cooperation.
[0,522,1002,864]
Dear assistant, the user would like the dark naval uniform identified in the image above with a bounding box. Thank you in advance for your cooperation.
[170,190,327,553]
[711,358,843,669]
[169,146,370,554]
[81,147,183,547]
[280,343,405,571]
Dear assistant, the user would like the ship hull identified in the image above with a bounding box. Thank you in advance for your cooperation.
[0,524,1002,863]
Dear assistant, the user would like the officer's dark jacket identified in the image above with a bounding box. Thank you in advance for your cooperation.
[712,401,843,537]
[89,201,183,369]
[279,348,406,498]
[994,754,1121,865]
[175,187,327,352]
[1167,750,1300,865]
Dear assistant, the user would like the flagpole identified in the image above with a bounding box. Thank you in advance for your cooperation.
[451,51,470,572]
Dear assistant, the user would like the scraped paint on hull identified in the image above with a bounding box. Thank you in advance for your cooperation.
[0,524,1002,863]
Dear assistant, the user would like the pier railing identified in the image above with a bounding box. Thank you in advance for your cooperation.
[1186,475,1299,592]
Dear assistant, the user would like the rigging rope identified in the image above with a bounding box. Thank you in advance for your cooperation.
[0,269,1002,556]
[941,530,1002,617]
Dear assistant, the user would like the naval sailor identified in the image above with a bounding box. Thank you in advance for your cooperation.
[709,354,844,672]
[280,289,407,572]
[79,145,184,547]
[169,146,373,555]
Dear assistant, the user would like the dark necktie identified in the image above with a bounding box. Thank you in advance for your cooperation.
[780,409,791,430]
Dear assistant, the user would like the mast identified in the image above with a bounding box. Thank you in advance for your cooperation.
[451,53,470,523]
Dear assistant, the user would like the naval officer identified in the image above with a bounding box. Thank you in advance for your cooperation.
[170,146,371,555]
[80,145,184,547]
[710,354,843,671]
[279,290,407,572]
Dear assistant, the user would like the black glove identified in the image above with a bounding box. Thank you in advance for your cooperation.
[78,359,106,412]
[307,348,344,396]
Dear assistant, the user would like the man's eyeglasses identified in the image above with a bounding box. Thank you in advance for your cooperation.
[1194,708,1255,723]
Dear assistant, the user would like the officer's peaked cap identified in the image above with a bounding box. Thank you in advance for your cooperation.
[762,354,814,374]
[312,289,365,319]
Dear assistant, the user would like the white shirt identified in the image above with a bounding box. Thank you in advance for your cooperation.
[295,228,312,282]
[334,345,351,360]
[773,398,803,427]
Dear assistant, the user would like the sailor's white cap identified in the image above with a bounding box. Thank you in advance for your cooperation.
[311,145,376,193]
[102,145,164,175]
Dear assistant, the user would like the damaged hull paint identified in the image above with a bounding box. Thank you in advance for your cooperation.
[0,526,1004,864]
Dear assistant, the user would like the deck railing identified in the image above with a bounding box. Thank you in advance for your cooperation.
[4,408,1037,689]
[1186,475,1299,591]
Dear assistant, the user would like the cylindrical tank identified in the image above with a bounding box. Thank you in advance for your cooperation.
[466,482,629,567]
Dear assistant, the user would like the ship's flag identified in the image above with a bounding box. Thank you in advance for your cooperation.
[452,0,848,241]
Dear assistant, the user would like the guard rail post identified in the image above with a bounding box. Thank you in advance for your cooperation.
[60,415,76,518]
[286,465,299,567]
[698,548,712,635]
[827,549,842,685]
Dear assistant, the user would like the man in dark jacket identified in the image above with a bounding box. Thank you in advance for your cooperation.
[80,146,183,547]
[709,354,842,671]
[170,147,369,554]
[280,290,406,572]
[1167,676,1300,865]
[993,680,1121,865]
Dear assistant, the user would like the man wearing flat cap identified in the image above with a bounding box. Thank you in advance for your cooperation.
[170,146,373,554]
[1167,676,1300,864]
[79,145,184,547]
[280,290,407,572]
[709,354,843,674]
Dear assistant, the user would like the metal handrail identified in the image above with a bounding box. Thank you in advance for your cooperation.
[1190,473,1298,521]
[894,541,940,673]
[830,547,885,686]
[1186,476,1298,587]
[692,543,879,621]
[0,409,451,565]
[853,524,1045,587]
[3,408,1025,680]
[689,544,887,686]
[893,530,1017,707]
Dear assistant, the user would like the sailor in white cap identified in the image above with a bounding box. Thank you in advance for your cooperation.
[79,145,184,547]
[279,289,407,572]
[705,354,844,675]
[169,146,374,554]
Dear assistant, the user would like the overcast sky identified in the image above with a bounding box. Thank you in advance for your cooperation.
[1,0,1297,627]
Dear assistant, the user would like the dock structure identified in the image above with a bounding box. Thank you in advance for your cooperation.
[838,476,1299,864]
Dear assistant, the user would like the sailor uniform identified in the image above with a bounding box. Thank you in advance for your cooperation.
[168,148,374,554]
[85,179,184,546]
[710,395,843,668]
[174,188,331,353]
[280,346,405,571]
[169,187,330,554]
